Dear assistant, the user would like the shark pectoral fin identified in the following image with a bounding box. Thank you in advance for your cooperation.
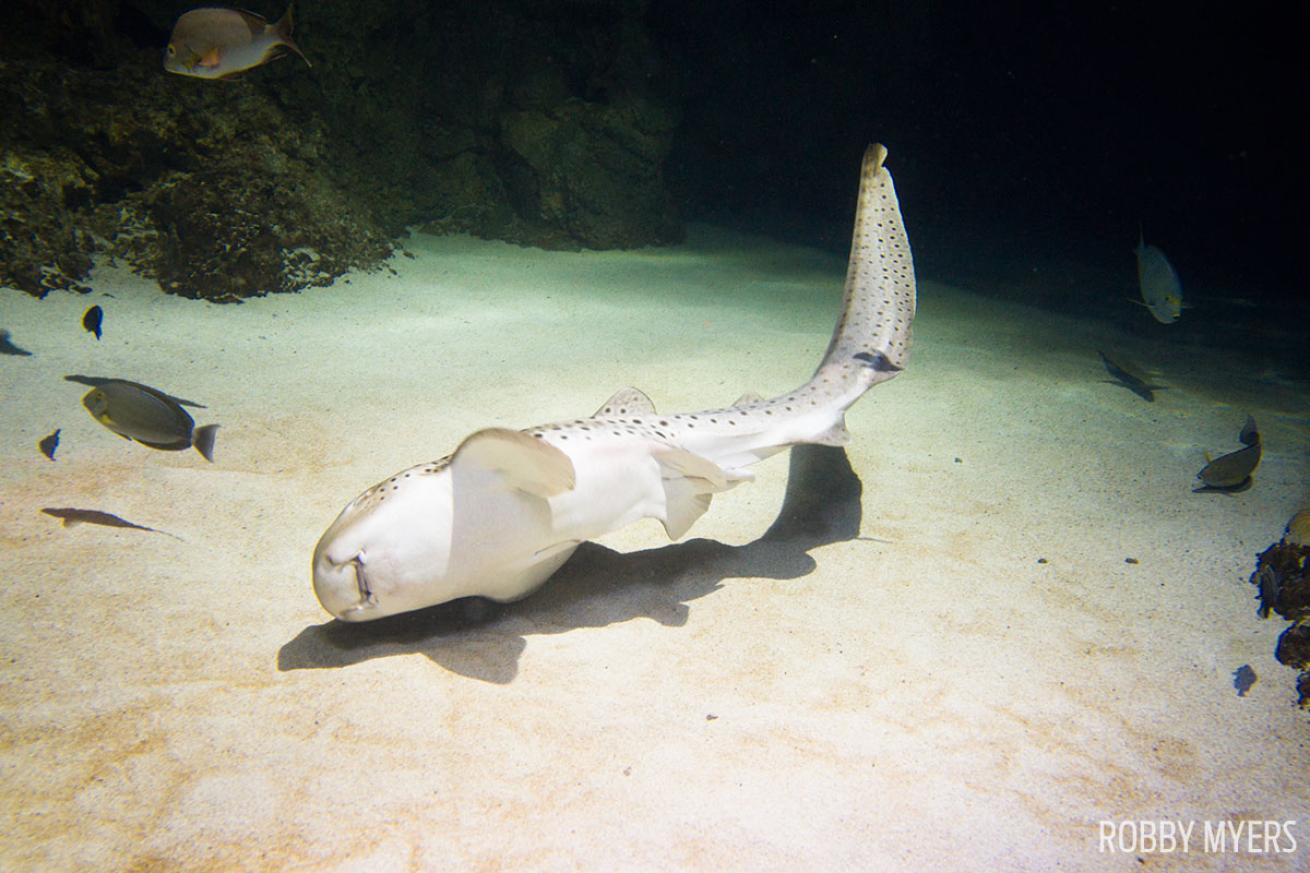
[732,392,765,407]
[660,478,713,540]
[654,448,730,490]
[594,387,656,417]
[452,428,576,498]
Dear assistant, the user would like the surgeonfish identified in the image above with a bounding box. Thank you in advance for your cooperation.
[164,4,310,79]
[82,379,219,461]
[1097,350,1164,402]
[82,305,103,340]
[1195,415,1261,492]
[1134,230,1184,324]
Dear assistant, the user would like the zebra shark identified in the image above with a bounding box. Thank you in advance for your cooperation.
[313,143,916,622]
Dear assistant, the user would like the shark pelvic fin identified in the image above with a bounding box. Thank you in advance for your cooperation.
[811,418,852,447]
[452,427,576,498]
[732,391,765,407]
[660,479,713,539]
[655,448,742,539]
[655,447,732,490]
[594,387,657,417]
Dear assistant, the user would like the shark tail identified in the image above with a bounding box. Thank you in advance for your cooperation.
[774,144,915,449]
[686,145,916,473]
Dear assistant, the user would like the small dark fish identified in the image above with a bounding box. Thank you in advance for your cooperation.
[0,329,33,356]
[1195,416,1261,492]
[82,305,103,340]
[82,379,219,461]
[1256,564,1280,619]
[1097,350,1164,402]
[38,429,60,461]
[1232,664,1256,697]
[65,375,206,408]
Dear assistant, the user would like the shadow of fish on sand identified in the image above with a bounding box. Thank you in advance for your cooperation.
[278,444,866,683]
[1097,350,1166,402]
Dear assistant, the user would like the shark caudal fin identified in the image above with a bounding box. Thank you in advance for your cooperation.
[759,143,913,454]
[815,143,916,394]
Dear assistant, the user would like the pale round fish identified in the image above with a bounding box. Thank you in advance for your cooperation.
[1287,509,1310,547]
[1135,234,1183,324]
[164,4,311,79]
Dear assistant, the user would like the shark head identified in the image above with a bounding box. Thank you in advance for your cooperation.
[312,463,456,622]
[312,429,583,621]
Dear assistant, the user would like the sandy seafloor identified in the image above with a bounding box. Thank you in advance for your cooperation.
[2,225,1308,872]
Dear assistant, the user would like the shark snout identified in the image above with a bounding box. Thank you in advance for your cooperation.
[312,539,377,620]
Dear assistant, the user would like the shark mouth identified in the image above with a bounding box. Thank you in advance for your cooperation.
[344,551,378,613]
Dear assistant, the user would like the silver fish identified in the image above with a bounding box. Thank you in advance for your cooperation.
[1134,229,1184,324]
[1195,416,1261,492]
[165,4,310,79]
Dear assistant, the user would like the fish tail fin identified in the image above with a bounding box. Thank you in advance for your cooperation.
[276,3,312,68]
[194,424,220,462]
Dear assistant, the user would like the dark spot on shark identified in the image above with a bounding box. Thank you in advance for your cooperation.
[853,351,901,372]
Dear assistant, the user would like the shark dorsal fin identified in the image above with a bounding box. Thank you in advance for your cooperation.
[594,387,656,417]
[452,428,575,498]
[732,392,764,407]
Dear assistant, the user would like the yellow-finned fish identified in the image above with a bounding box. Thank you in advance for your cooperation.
[1134,228,1184,324]
[1194,416,1260,493]
[165,4,311,79]
[82,379,219,462]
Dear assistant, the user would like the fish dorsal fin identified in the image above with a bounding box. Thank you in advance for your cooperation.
[235,8,270,36]
[452,428,575,498]
[732,392,764,407]
[594,387,656,418]
[1239,415,1259,447]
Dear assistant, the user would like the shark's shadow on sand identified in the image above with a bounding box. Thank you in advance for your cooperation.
[278,445,864,682]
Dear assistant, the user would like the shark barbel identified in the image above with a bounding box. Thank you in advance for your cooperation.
[312,143,916,621]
